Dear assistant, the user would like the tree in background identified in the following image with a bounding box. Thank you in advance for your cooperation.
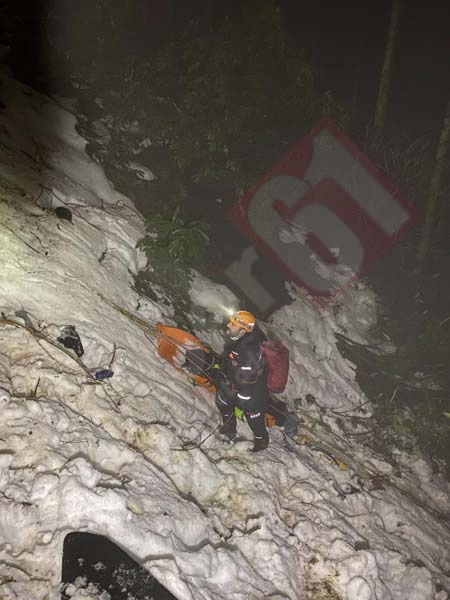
[416,98,450,268]
[145,1,348,191]
[374,0,401,132]
[55,1,348,204]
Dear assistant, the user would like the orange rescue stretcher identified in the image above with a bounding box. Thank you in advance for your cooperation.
[156,323,216,393]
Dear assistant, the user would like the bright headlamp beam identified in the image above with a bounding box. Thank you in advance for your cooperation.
[218,304,236,317]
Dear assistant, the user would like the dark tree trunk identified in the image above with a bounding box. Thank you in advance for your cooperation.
[417,98,450,268]
[374,0,401,132]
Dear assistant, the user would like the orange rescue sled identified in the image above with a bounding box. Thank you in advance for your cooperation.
[156,323,216,393]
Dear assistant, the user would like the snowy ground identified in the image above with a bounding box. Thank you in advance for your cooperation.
[0,65,449,600]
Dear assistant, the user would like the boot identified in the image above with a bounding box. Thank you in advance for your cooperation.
[219,417,237,441]
[219,426,237,442]
[250,435,269,453]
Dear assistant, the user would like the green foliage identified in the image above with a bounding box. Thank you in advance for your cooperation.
[65,1,349,200]
[336,333,450,479]
[137,2,349,189]
[370,389,450,478]
[138,206,210,264]
[381,318,450,390]
[351,127,450,477]
[136,208,210,317]
[359,128,434,206]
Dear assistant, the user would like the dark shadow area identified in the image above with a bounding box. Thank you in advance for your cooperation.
[61,532,178,600]
[336,332,450,478]
[0,1,50,92]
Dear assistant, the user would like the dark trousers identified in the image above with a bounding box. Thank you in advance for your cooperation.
[215,388,268,443]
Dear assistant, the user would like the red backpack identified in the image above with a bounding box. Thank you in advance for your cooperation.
[260,340,290,394]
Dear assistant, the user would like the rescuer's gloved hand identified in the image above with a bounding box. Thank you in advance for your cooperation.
[208,364,228,388]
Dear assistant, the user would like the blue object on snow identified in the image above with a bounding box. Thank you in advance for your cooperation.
[94,369,114,380]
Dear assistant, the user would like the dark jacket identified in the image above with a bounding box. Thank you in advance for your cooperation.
[221,324,268,413]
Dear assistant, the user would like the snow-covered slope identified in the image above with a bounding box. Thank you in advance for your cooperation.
[0,66,449,600]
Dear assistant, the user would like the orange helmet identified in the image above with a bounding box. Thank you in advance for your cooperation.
[229,310,256,332]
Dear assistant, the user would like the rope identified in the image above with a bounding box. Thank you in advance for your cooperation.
[95,291,220,381]
[0,318,97,381]
[171,414,235,452]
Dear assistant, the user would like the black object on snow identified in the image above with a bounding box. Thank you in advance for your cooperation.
[183,347,215,377]
[61,532,178,600]
[55,206,73,223]
[57,325,84,358]
[94,369,114,380]
[265,396,289,427]
[265,397,301,437]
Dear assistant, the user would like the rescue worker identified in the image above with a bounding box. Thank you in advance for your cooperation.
[215,310,269,452]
